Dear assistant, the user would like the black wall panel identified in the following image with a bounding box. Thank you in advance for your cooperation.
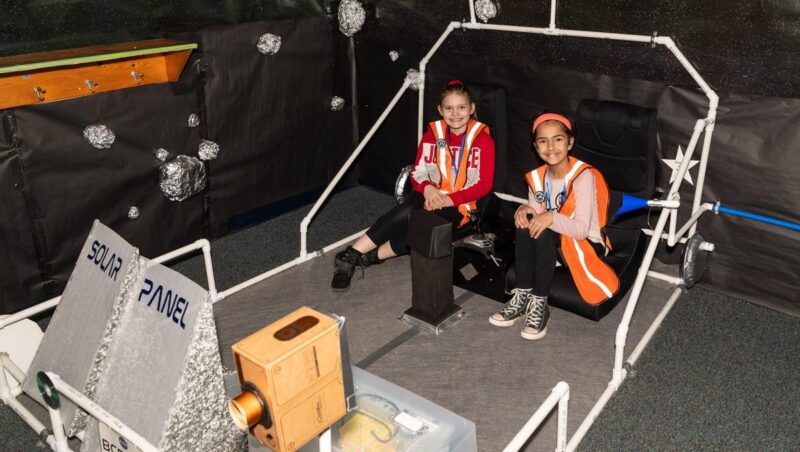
[1,82,205,313]
[201,18,356,233]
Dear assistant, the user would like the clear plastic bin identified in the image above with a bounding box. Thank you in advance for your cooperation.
[327,366,477,452]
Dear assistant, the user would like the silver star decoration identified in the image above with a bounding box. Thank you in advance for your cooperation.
[662,145,700,185]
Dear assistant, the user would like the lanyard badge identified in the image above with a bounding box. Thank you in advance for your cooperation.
[447,128,467,181]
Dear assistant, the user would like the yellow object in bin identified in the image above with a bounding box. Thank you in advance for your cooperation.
[338,411,398,452]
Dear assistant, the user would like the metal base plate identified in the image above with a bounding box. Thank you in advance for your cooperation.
[399,306,467,335]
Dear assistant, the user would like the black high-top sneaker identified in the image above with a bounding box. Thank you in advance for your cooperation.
[331,246,363,291]
[359,249,384,268]
[489,288,535,327]
[521,295,550,340]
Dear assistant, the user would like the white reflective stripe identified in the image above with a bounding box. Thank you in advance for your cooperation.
[531,170,543,192]
[434,121,445,140]
[465,122,482,151]
[564,160,585,187]
[571,238,613,298]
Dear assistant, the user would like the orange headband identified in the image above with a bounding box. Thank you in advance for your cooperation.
[532,113,572,133]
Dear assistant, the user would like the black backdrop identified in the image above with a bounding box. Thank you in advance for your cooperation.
[1,1,799,315]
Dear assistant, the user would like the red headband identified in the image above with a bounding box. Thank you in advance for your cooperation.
[447,79,464,87]
[532,113,572,133]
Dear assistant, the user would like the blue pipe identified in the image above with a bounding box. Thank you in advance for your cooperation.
[716,204,800,232]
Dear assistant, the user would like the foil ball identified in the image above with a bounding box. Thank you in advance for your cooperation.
[256,33,281,55]
[127,206,140,220]
[159,155,207,202]
[198,139,220,161]
[389,50,400,61]
[188,114,200,128]
[155,148,169,161]
[405,69,422,91]
[338,0,366,37]
[475,0,498,23]
[330,96,345,111]
[83,124,115,149]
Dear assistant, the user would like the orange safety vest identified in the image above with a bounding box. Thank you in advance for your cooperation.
[524,157,619,304]
[429,119,490,226]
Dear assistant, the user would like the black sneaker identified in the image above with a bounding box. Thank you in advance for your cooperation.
[521,295,550,340]
[359,249,384,267]
[489,289,534,327]
[331,247,363,291]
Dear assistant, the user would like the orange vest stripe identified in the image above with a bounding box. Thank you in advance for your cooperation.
[429,119,489,226]
[526,157,619,304]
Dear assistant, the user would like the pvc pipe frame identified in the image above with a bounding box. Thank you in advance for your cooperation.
[2,2,721,449]
[45,372,159,452]
[503,381,569,452]
[0,354,56,450]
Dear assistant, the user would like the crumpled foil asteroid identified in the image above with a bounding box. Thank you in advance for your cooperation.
[83,124,115,149]
[330,96,345,111]
[198,140,220,161]
[475,0,498,23]
[338,0,366,37]
[389,50,400,61]
[405,69,422,91]
[127,206,140,220]
[188,114,200,128]
[256,33,282,55]
[155,148,169,161]
[159,155,207,202]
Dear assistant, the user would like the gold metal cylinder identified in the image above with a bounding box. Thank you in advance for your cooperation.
[228,391,263,431]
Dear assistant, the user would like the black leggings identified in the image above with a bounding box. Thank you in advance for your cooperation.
[366,192,462,255]
[514,227,604,297]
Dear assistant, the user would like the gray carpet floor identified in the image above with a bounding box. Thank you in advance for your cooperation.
[2,187,797,451]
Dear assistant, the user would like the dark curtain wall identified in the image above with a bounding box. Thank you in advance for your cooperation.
[0,16,355,313]
[201,18,356,234]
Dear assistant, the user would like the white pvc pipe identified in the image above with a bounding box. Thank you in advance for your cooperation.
[418,22,460,142]
[200,241,218,300]
[0,296,60,330]
[0,354,55,448]
[613,207,671,383]
[646,271,684,286]
[642,228,687,244]
[626,287,683,366]
[45,404,72,452]
[5,396,54,448]
[689,123,717,236]
[217,256,311,301]
[46,373,159,452]
[319,427,332,452]
[549,0,558,29]
[321,229,369,255]
[669,203,715,246]
[503,381,569,452]
[151,239,205,265]
[565,379,618,452]
[215,228,367,302]
[1,353,26,386]
[468,0,476,24]
[301,80,412,258]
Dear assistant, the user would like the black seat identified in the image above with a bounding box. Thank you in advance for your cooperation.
[546,99,658,320]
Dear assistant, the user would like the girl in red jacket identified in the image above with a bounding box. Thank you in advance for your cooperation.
[331,80,496,291]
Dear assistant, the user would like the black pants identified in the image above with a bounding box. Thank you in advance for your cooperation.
[514,227,604,297]
[366,192,462,255]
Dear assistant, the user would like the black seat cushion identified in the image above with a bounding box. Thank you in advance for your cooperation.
[545,100,658,320]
